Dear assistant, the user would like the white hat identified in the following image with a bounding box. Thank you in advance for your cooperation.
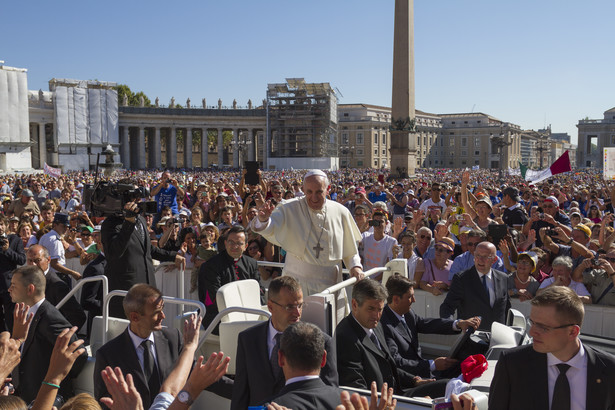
[304,169,327,179]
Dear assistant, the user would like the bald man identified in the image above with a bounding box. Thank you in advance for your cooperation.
[440,241,510,331]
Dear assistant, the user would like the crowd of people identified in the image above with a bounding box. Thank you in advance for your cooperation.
[0,165,613,408]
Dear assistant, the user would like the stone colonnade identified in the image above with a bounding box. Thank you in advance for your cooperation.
[120,126,262,169]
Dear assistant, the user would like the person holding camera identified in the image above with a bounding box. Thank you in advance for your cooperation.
[101,199,185,318]
[359,210,398,272]
[572,249,615,306]
[151,171,184,217]
[539,224,594,272]
[522,196,571,247]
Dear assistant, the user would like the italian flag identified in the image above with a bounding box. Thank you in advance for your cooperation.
[522,151,572,183]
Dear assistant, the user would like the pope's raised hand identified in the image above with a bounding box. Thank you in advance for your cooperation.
[258,200,275,223]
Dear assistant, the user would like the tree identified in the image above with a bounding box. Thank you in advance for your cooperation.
[114,84,152,107]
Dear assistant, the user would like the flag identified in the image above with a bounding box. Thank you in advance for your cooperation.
[519,162,528,179]
[525,151,571,183]
[43,163,62,178]
[471,165,480,170]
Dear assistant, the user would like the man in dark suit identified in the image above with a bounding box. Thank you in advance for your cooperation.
[232,276,338,410]
[490,286,615,410]
[80,229,106,338]
[335,278,447,398]
[101,197,183,318]
[268,322,341,409]
[0,215,26,331]
[26,244,86,330]
[94,284,183,409]
[9,265,87,403]
[198,225,260,331]
[382,275,480,379]
[440,241,510,331]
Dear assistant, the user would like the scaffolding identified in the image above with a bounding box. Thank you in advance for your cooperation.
[266,78,338,159]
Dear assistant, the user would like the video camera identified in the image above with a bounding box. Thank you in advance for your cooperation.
[84,181,157,217]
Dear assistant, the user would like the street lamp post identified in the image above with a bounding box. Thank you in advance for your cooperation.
[536,132,549,169]
[229,132,253,169]
[340,145,354,169]
[490,131,512,180]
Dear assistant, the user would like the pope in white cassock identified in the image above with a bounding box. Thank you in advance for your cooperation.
[250,170,364,296]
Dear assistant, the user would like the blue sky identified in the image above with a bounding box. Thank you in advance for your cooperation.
[3,0,614,144]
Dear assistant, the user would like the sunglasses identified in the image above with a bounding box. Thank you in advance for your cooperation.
[419,234,431,240]
[435,246,452,253]
[467,241,480,247]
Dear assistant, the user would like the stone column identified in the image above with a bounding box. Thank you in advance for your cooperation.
[150,127,162,169]
[201,128,208,168]
[217,128,224,166]
[184,128,193,169]
[248,129,256,161]
[232,129,239,168]
[38,123,46,168]
[121,126,131,170]
[168,127,178,168]
[137,127,147,169]
[389,0,417,177]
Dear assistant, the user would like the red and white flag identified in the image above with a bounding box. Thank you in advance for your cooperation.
[525,151,571,183]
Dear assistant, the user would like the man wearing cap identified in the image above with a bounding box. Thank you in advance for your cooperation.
[523,195,571,247]
[251,170,363,298]
[501,186,528,229]
[368,183,388,204]
[38,213,82,283]
[8,189,40,218]
[406,190,419,211]
[539,224,594,272]
[31,180,49,208]
[344,187,373,217]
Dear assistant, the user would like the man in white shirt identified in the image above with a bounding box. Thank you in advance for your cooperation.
[490,286,615,410]
[419,182,446,214]
[38,213,82,282]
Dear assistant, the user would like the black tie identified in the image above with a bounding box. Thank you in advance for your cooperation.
[141,339,161,396]
[551,363,571,410]
[370,331,381,349]
[270,333,282,378]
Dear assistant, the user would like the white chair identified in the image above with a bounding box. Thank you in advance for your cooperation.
[215,279,269,374]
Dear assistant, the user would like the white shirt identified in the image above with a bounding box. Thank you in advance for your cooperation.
[539,277,591,297]
[39,229,65,265]
[547,342,587,410]
[267,320,282,359]
[285,375,319,386]
[477,269,495,307]
[127,327,158,372]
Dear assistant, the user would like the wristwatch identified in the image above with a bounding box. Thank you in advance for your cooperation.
[177,390,194,405]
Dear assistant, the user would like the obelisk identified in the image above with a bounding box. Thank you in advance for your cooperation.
[389,0,417,177]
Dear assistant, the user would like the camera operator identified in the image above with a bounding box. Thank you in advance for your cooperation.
[572,249,615,306]
[0,215,25,331]
[151,171,184,217]
[101,198,185,318]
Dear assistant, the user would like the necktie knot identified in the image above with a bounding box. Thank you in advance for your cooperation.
[556,363,570,374]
